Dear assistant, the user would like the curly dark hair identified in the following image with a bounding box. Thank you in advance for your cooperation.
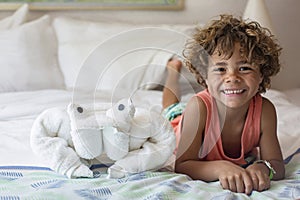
[183,14,282,93]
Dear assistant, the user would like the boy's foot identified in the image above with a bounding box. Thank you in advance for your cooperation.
[162,57,182,109]
[167,57,182,73]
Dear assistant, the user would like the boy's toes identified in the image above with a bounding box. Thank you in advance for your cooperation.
[167,58,182,72]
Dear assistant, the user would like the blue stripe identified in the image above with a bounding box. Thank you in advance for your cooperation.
[0,166,52,171]
[284,148,300,164]
[0,163,113,171]
[90,163,113,170]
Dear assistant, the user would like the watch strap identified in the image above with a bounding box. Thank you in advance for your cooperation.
[254,160,276,180]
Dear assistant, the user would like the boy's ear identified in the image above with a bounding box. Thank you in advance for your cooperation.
[205,79,208,86]
[259,74,263,84]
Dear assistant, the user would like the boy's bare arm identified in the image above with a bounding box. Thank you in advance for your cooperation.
[256,98,285,180]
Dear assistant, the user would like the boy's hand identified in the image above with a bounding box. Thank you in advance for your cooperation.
[246,163,271,192]
[218,161,253,195]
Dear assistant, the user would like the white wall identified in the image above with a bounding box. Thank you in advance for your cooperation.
[266,0,300,90]
[0,0,299,90]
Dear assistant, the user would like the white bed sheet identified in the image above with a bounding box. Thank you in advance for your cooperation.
[0,88,299,199]
[263,89,300,158]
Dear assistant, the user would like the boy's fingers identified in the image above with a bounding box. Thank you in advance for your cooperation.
[219,177,229,190]
[235,176,245,193]
[243,173,253,195]
[257,173,270,191]
[251,173,259,191]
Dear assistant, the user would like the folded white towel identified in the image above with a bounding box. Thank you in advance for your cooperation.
[30,107,93,178]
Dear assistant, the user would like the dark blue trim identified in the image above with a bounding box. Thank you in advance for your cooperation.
[284,148,300,164]
[0,166,52,171]
[90,163,113,170]
[0,164,113,171]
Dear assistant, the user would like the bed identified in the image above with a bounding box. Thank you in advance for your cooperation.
[0,4,299,199]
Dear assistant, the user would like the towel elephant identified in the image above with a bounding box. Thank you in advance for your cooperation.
[31,98,176,179]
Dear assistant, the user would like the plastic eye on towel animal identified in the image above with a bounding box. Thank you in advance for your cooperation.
[118,104,125,111]
[110,98,135,119]
[77,106,83,113]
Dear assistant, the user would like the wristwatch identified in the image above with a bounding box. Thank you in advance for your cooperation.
[254,160,276,180]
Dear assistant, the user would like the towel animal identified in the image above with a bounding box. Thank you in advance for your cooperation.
[30,98,175,179]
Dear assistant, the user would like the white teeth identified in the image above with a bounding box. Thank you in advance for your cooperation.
[224,89,243,94]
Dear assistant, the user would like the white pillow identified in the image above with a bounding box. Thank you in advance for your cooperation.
[53,17,201,94]
[0,4,28,30]
[53,17,141,91]
[0,15,65,92]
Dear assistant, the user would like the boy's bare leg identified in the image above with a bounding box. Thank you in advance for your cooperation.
[162,58,182,109]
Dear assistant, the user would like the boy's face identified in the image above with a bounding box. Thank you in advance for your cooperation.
[205,43,263,109]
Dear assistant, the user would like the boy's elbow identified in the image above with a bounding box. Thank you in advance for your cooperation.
[273,167,285,181]
[174,161,181,173]
[174,159,187,175]
[272,161,285,181]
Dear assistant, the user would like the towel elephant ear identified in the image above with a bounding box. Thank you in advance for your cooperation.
[106,98,135,132]
[67,103,103,160]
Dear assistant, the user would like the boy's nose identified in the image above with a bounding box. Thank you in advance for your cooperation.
[225,71,241,83]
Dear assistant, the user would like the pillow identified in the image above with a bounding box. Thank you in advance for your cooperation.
[0,4,28,30]
[283,88,300,107]
[53,16,201,94]
[262,89,292,106]
[53,17,142,91]
[0,15,65,92]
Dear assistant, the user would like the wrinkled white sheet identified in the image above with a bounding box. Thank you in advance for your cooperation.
[0,88,299,166]
[263,89,300,158]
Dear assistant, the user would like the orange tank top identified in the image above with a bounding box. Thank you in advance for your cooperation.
[174,89,262,166]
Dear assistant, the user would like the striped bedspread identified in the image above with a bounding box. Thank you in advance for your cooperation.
[0,149,299,200]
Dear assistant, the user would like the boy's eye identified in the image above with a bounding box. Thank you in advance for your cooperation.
[239,66,253,72]
[213,67,226,72]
